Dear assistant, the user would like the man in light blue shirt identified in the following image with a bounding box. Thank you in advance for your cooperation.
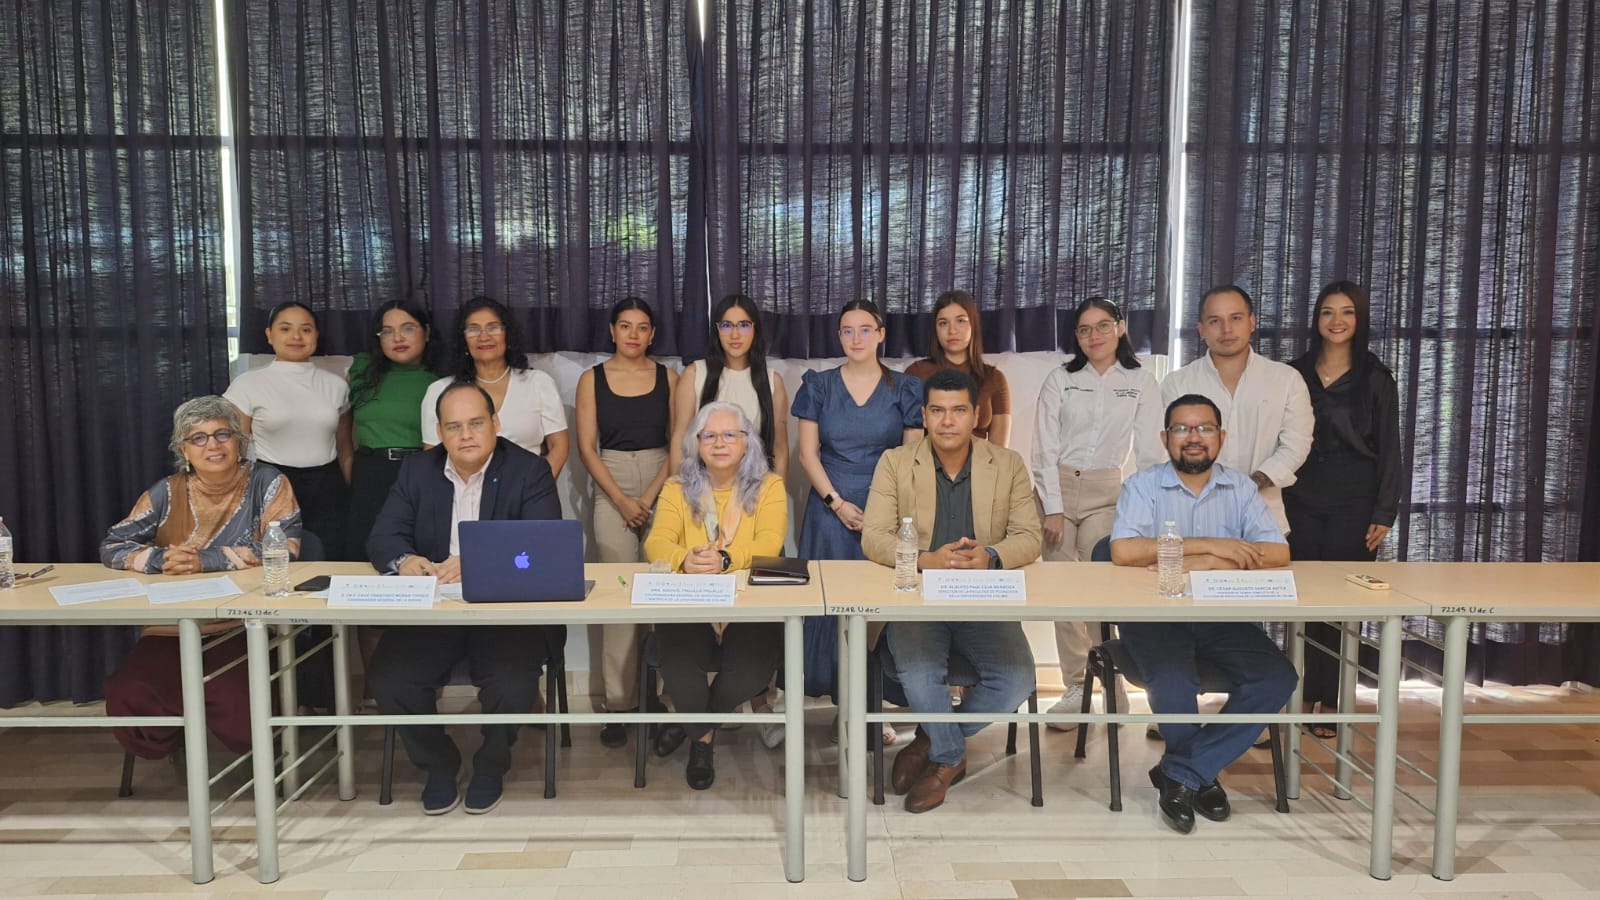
[1110,393,1297,835]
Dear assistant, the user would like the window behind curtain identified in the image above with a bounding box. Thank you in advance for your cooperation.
[236,0,693,355]
[703,0,1172,359]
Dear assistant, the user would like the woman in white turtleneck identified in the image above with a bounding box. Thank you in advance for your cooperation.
[224,301,352,559]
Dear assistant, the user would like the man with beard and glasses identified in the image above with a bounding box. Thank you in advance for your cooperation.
[1108,394,1296,835]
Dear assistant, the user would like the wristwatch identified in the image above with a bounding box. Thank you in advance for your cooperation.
[822,492,838,509]
[718,549,732,572]
[984,547,1002,569]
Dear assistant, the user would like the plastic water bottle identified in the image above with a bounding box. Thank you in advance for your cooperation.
[1156,520,1185,598]
[0,517,13,590]
[894,517,919,593]
[262,520,291,597]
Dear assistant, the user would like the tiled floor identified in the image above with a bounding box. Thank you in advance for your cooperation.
[3,682,1599,898]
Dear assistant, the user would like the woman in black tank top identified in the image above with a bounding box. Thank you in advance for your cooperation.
[576,297,679,747]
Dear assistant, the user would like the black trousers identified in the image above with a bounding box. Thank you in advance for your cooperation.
[347,451,409,563]
[1285,452,1379,708]
[656,622,783,741]
[369,625,560,777]
[274,460,350,561]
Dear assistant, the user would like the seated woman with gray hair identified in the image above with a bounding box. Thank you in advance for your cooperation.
[644,401,788,790]
[100,395,302,760]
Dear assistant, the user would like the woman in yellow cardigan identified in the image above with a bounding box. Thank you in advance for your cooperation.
[644,401,788,789]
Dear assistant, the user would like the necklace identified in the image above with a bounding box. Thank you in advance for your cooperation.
[476,366,511,385]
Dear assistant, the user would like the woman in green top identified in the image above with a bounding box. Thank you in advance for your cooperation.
[342,300,445,556]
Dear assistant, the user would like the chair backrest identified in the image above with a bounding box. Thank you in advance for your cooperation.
[1091,536,1112,563]
[296,530,325,562]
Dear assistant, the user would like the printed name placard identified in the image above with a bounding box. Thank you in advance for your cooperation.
[631,574,737,606]
[49,578,148,606]
[146,575,243,605]
[1189,570,1298,602]
[328,575,439,608]
[922,569,1028,603]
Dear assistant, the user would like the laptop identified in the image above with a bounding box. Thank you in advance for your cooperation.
[458,519,592,603]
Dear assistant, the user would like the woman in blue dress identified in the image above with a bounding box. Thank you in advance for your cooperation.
[793,300,924,741]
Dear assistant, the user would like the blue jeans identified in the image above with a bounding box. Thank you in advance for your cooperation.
[885,621,1036,766]
[1117,621,1298,790]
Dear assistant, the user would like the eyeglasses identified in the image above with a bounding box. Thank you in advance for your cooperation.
[839,325,879,341]
[464,324,505,338]
[716,320,755,334]
[698,429,749,444]
[1075,321,1118,338]
[1166,424,1220,437]
[185,429,237,448]
[377,323,422,341]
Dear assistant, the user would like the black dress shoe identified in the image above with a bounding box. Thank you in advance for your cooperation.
[599,722,627,748]
[654,723,687,757]
[1194,780,1230,821]
[1147,765,1196,834]
[686,740,715,790]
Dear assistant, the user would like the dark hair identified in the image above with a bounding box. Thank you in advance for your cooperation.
[350,300,444,410]
[434,379,497,422]
[1199,284,1254,318]
[1307,280,1373,374]
[839,299,892,387]
[1164,393,1223,430]
[923,368,980,407]
[928,290,991,385]
[266,300,319,329]
[610,296,656,328]
[701,294,776,465]
[1064,296,1141,373]
[450,296,529,381]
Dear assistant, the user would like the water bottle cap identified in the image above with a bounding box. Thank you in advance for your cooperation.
[901,516,913,523]
[269,520,281,527]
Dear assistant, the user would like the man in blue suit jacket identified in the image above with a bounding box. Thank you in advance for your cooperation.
[366,381,562,816]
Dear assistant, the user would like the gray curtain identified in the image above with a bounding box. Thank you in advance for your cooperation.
[0,0,231,705]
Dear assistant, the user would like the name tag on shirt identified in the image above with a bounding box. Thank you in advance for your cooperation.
[1189,570,1298,602]
[328,575,439,608]
[631,574,737,606]
[922,569,1028,603]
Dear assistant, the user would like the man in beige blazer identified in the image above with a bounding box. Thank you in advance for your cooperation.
[861,368,1042,813]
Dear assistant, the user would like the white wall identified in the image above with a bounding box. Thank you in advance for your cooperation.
[238,350,1173,676]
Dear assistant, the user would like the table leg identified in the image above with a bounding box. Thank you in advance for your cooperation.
[246,620,280,883]
[783,615,805,883]
[1432,615,1468,880]
[1335,619,1358,801]
[1368,615,1402,881]
[1286,619,1304,800]
[846,614,867,882]
[177,619,214,884]
[331,623,356,801]
[836,615,849,799]
[275,623,300,798]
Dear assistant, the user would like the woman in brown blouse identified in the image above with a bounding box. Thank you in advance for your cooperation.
[905,290,1012,446]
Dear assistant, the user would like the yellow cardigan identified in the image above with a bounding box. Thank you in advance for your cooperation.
[644,474,788,573]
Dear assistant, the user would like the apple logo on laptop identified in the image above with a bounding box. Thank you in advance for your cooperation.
[514,552,531,570]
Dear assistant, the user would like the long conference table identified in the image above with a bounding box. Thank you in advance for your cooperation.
[3,558,1596,885]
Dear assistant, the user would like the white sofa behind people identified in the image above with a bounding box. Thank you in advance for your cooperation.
[233,350,1172,685]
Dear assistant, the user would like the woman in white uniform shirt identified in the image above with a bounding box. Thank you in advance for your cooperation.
[669,294,789,480]
[419,296,569,478]
[1030,297,1165,724]
[224,301,352,558]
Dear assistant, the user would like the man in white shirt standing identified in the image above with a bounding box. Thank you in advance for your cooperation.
[1161,285,1313,536]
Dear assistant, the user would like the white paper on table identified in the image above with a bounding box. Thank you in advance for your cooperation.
[921,569,1028,603]
[146,575,243,605]
[436,582,463,601]
[49,578,149,606]
[328,575,439,608]
[630,573,737,606]
[1189,570,1298,602]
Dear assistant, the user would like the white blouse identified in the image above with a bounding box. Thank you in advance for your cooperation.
[224,360,349,468]
[1030,360,1165,516]
[420,368,567,454]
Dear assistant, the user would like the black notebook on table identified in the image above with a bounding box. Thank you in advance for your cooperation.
[748,556,811,585]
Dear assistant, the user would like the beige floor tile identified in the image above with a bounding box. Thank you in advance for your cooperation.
[1011,879,1132,899]
[899,879,1020,899]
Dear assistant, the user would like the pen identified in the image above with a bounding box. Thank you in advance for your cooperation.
[617,575,628,587]
[21,565,56,580]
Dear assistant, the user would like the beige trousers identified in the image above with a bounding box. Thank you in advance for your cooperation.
[592,447,668,711]
[1042,467,1123,685]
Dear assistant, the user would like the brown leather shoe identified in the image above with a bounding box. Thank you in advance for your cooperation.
[905,758,967,813]
[890,728,931,795]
